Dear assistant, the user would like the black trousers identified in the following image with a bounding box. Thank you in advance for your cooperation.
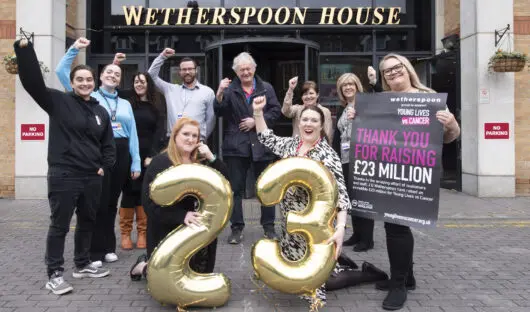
[45,167,102,277]
[224,156,275,231]
[121,147,150,208]
[385,222,414,283]
[342,163,374,244]
[90,138,130,261]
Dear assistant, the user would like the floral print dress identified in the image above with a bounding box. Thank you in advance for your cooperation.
[257,129,352,305]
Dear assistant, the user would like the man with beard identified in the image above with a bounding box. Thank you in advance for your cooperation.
[148,48,215,143]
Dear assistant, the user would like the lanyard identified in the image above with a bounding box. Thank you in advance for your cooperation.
[98,90,119,121]
[180,86,194,113]
[295,137,321,157]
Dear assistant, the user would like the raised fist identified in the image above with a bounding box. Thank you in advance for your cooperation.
[288,76,298,90]
[113,53,126,65]
[217,78,231,92]
[367,66,377,85]
[73,37,90,50]
[162,48,175,57]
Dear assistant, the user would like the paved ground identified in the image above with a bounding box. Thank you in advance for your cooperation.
[1,189,530,312]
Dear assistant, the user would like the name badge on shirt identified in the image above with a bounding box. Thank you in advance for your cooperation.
[111,122,122,131]
[341,142,350,150]
[177,113,183,119]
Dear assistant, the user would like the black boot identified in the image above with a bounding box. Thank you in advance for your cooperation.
[337,253,359,269]
[343,214,360,246]
[375,266,416,291]
[353,241,374,252]
[362,262,388,281]
[381,222,414,310]
[343,233,359,246]
[382,281,407,311]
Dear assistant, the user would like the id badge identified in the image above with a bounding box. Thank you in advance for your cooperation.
[111,122,122,131]
[341,142,350,150]
[177,113,184,119]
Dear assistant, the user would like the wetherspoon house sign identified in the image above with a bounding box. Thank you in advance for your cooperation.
[123,6,402,26]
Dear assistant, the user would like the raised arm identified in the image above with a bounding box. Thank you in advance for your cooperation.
[55,38,90,91]
[437,109,461,143]
[253,96,292,157]
[214,78,232,115]
[147,49,174,93]
[263,84,282,128]
[14,40,55,114]
[124,100,141,173]
[281,76,298,118]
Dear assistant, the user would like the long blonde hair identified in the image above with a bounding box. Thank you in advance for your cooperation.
[166,117,201,166]
[336,73,364,107]
[379,53,435,93]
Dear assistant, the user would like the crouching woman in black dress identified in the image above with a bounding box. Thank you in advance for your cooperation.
[129,117,229,279]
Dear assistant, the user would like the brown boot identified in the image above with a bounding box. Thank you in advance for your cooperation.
[119,208,135,250]
[136,206,147,249]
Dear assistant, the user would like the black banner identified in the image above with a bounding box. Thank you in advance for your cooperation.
[348,92,447,227]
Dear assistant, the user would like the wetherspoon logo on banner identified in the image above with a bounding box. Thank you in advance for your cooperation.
[122,6,402,26]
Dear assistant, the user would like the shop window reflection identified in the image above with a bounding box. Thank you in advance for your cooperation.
[224,0,295,8]
[149,0,221,7]
[110,33,145,53]
[147,34,209,53]
[111,0,144,16]
[375,31,413,51]
[302,33,372,52]
[318,56,372,117]
[299,0,371,6]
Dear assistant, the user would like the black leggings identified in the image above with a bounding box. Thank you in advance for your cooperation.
[385,222,414,281]
[325,255,388,291]
[342,163,374,244]
[90,138,130,261]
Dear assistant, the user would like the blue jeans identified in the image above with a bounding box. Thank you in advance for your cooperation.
[224,156,276,231]
[45,167,102,277]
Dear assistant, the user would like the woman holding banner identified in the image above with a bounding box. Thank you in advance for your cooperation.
[253,97,388,307]
[377,53,460,311]
[336,73,375,253]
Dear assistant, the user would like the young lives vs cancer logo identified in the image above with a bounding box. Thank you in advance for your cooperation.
[397,108,430,126]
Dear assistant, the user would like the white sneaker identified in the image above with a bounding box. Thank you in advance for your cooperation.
[104,253,118,263]
[91,261,103,268]
[46,271,73,295]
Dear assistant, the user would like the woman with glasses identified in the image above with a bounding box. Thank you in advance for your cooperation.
[55,38,141,265]
[336,73,376,253]
[376,53,460,311]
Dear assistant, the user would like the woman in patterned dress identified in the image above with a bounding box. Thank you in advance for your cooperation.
[252,96,388,306]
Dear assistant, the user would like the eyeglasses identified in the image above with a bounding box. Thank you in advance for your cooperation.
[382,63,404,76]
[180,67,196,72]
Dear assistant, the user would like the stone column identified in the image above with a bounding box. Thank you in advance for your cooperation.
[15,0,65,199]
[460,0,516,197]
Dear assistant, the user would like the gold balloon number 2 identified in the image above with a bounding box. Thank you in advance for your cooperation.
[252,157,339,296]
[147,164,233,309]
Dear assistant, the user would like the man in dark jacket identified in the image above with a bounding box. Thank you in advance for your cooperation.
[215,52,281,244]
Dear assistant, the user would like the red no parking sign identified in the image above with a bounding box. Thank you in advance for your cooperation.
[21,124,45,141]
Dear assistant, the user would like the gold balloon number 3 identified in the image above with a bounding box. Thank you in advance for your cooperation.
[147,164,233,309]
[252,157,338,296]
